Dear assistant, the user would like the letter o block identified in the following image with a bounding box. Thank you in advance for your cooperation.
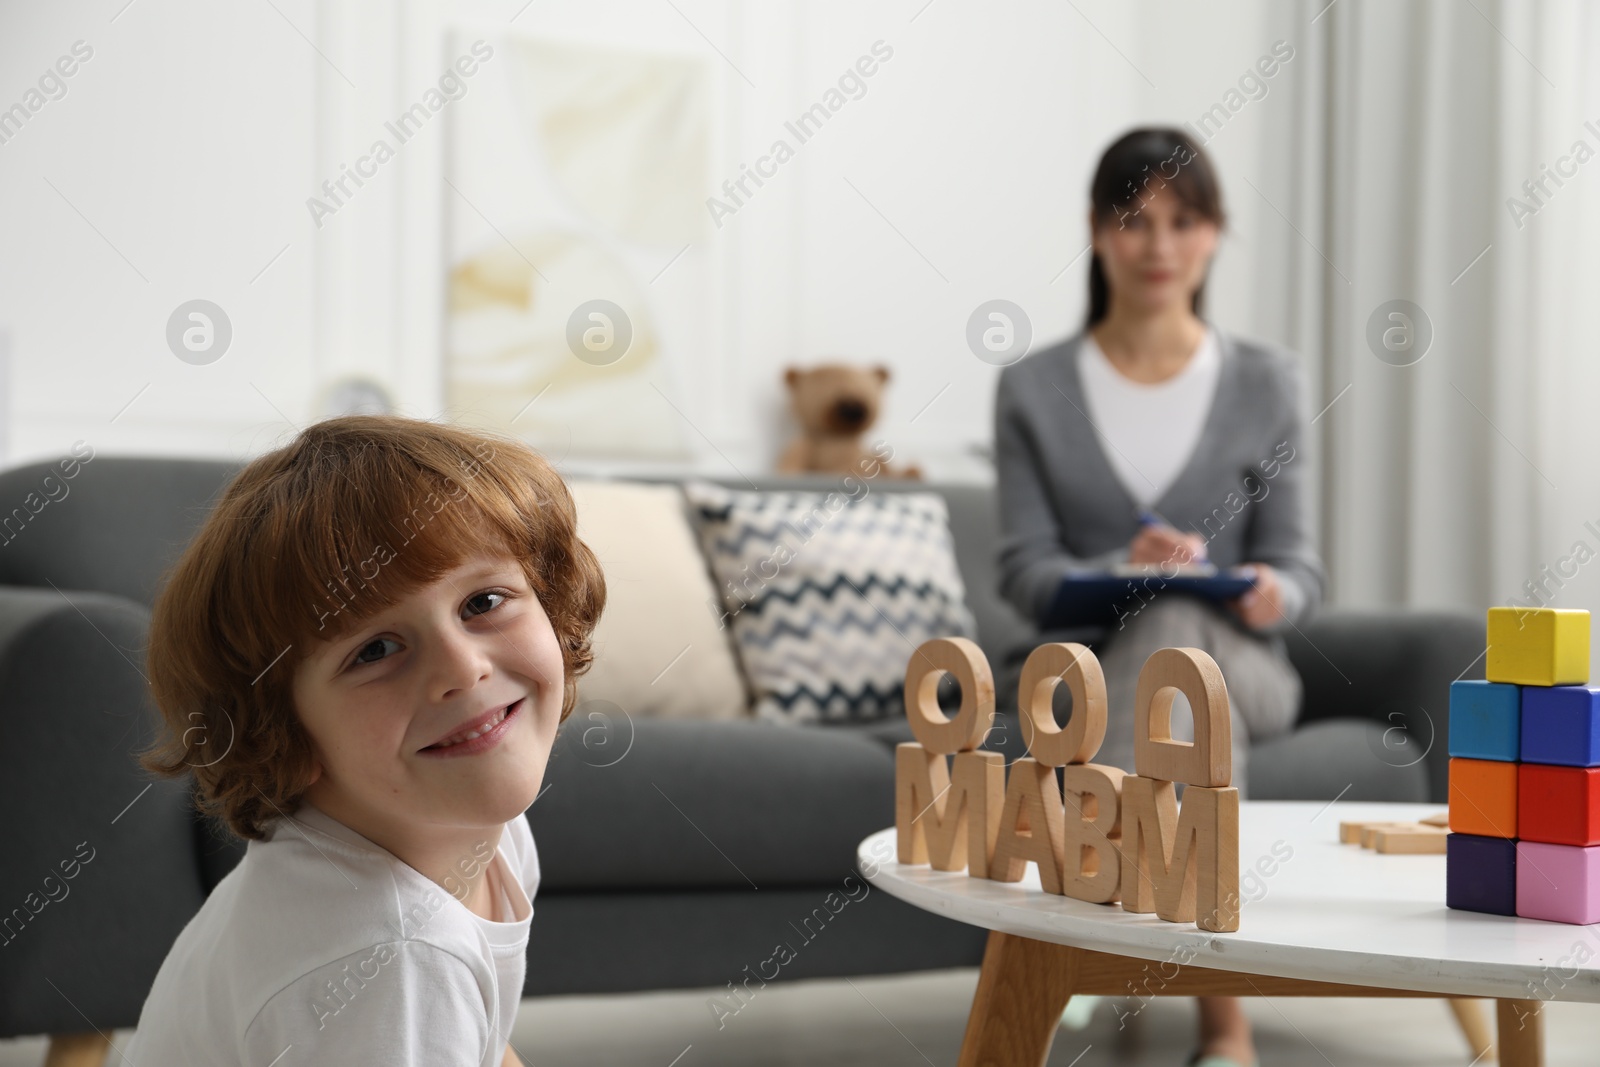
[904,637,995,754]
[1017,642,1107,766]
[1134,647,1232,787]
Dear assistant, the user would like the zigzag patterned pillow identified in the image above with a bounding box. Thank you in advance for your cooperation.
[683,481,977,724]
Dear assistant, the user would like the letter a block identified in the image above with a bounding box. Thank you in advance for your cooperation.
[1520,685,1600,767]
[1448,757,1517,838]
[1447,680,1520,762]
[1515,841,1600,924]
[1446,833,1517,915]
[1485,607,1589,686]
[1517,764,1600,846]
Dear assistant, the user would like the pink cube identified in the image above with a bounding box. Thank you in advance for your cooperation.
[1515,841,1600,924]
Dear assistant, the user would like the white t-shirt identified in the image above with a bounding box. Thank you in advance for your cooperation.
[1078,327,1221,508]
[122,802,539,1067]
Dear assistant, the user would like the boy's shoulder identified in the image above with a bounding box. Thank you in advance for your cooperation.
[126,805,534,1062]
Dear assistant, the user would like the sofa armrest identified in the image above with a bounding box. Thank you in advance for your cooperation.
[1284,608,1483,804]
[0,586,205,1036]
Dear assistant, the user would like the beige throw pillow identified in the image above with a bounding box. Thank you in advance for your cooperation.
[569,480,749,720]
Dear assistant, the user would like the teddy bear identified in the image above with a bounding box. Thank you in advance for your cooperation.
[776,363,922,479]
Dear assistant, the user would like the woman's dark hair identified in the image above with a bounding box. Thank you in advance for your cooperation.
[1085,127,1227,330]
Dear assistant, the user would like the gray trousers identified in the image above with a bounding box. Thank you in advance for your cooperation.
[999,596,1302,798]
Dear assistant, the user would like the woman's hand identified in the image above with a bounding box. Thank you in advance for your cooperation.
[1128,524,1208,569]
[1229,563,1285,630]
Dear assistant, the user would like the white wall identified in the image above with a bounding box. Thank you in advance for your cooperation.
[0,0,1301,483]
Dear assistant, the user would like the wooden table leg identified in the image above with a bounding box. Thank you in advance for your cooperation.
[43,1032,111,1067]
[1495,999,1544,1067]
[1447,998,1494,1061]
[957,930,1078,1067]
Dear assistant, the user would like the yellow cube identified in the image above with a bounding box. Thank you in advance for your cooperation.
[1485,607,1589,686]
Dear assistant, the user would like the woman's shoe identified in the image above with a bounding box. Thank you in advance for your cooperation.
[1059,994,1100,1029]
[1184,1051,1258,1067]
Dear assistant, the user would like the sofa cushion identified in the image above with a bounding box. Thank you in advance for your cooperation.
[527,717,897,891]
[682,481,976,724]
[569,480,748,720]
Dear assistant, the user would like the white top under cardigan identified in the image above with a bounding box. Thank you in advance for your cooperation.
[1078,326,1221,509]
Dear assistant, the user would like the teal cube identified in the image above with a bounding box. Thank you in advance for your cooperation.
[1449,680,1520,761]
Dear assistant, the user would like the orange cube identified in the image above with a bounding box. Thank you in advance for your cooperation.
[1449,757,1518,838]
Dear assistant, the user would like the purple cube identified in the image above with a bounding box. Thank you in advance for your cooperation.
[1447,832,1517,915]
[1521,686,1600,767]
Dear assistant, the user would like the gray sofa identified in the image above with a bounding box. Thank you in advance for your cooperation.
[0,456,1483,1054]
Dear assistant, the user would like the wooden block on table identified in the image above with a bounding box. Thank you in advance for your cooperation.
[1118,775,1240,932]
[894,744,1006,871]
[1517,763,1600,846]
[1016,642,1107,767]
[1133,647,1233,787]
[1485,606,1589,687]
[990,758,1066,894]
[1520,685,1600,767]
[1373,826,1448,853]
[902,636,995,754]
[1419,810,1450,827]
[1448,757,1519,838]
[1061,762,1126,903]
[1359,822,1417,848]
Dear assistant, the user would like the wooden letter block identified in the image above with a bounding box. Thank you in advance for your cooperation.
[1372,827,1448,854]
[894,744,1006,872]
[989,758,1065,894]
[1118,775,1240,932]
[1060,763,1126,903]
[1486,606,1589,687]
[1133,647,1233,787]
[1448,757,1518,838]
[903,636,996,754]
[1016,642,1107,767]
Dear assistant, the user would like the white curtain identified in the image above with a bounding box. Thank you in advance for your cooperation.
[1246,0,1600,647]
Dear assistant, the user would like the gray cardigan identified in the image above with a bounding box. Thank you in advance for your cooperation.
[993,325,1326,642]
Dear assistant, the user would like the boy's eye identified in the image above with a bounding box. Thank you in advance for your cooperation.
[353,637,401,666]
[464,591,507,617]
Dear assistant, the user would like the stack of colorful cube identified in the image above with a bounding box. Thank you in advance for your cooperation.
[1446,607,1600,923]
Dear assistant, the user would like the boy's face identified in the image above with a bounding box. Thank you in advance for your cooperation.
[291,550,562,844]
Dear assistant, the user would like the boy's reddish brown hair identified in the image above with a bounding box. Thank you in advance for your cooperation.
[138,415,606,841]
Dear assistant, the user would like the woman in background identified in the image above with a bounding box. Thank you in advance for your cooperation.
[993,127,1325,1067]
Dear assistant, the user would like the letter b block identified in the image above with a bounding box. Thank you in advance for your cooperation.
[1518,764,1600,845]
[1448,680,1520,761]
[1520,685,1600,766]
[1448,757,1518,838]
[1485,607,1589,686]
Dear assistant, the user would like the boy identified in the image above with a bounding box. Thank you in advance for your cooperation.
[126,415,606,1065]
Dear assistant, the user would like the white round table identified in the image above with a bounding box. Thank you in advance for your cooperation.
[859,800,1600,1066]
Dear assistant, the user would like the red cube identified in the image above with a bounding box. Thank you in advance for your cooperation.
[1518,764,1600,845]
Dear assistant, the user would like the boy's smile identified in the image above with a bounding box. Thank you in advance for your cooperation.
[290,548,562,907]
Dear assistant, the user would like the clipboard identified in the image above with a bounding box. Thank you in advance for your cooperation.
[1041,566,1258,630]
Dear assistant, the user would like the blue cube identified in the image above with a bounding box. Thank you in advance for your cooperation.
[1521,685,1600,767]
[1448,680,1521,761]
[1446,833,1517,915]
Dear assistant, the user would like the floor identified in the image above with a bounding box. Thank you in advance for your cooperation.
[3,968,1595,1065]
